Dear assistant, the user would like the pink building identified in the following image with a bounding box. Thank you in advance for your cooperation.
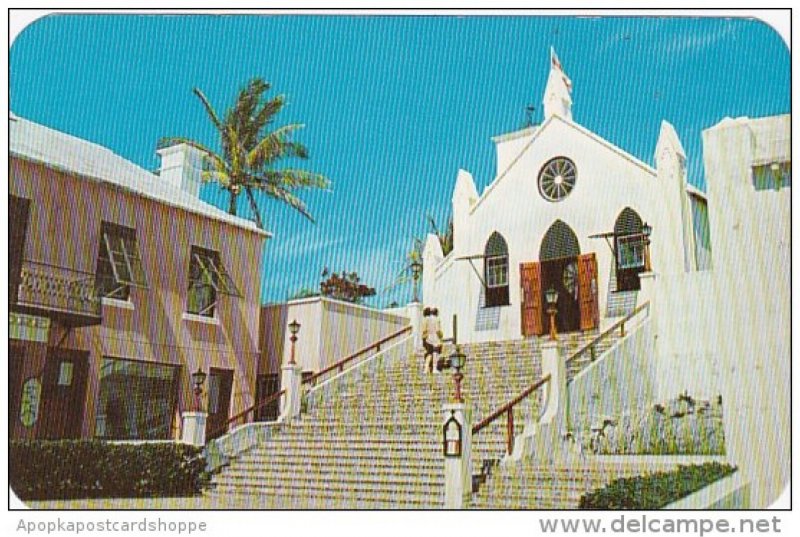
[9,114,269,442]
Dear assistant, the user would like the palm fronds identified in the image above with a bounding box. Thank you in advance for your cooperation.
[161,77,329,227]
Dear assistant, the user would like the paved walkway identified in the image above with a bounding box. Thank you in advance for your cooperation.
[24,494,305,510]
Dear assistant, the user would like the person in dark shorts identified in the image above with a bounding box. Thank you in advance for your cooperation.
[423,307,444,374]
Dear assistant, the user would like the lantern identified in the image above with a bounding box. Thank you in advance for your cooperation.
[443,411,462,457]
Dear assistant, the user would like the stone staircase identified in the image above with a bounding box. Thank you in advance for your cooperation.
[208,330,628,509]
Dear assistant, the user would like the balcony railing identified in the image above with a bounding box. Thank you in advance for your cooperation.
[14,259,102,325]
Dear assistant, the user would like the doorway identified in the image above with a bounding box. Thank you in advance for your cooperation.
[205,368,233,440]
[39,350,89,439]
[540,256,581,333]
[255,374,281,422]
[538,220,582,333]
[520,220,599,337]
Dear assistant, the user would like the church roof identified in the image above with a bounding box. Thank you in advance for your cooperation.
[470,114,656,215]
[9,113,270,237]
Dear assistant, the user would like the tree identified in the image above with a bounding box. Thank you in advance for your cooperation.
[159,78,330,228]
[319,268,376,304]
[386,238,424,303]
[427,214,453,257]
[388,214,452,303]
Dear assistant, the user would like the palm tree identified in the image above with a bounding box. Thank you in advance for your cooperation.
[427,214,453,256]
[159,78,330,228]
[386,238,424,302]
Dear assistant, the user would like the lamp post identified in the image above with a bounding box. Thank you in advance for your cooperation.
[545,287,559,341]
[288,319,301,366]
[191,367,207,412]
[449,346,467,403]
[410,260,423,303]
[642,222,653,272]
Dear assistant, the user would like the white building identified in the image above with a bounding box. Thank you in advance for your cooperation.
[422,50,790,507]
[423,49,708,346]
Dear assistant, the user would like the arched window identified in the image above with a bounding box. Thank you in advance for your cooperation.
[484,232,509,307]
[539,220,581,261]
[614,207,645,291]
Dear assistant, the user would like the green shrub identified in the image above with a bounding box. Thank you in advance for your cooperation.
[10,440,209,501]
[583,396,726,455]
[579,462,736,509]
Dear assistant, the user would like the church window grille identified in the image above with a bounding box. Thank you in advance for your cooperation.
[613,208,646,291]
[538,157,577,202]
[539,220,581,261]
[484,232,509,308]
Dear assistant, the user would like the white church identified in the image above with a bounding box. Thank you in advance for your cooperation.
[421,49,790,507]
[423,49,710,345]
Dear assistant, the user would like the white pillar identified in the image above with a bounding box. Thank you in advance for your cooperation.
[181,411,208,447]
[638,271,658,316]
[442,402,472,509]
[407,302,424,350]
[512,341,572,463]
[540,341,567,440]
[280,363,303,421]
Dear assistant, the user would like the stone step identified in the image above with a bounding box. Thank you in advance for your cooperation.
[215,470,445,489]
[211,480,445,500]
[471,498,581,509]
[205,490,442,509]
[237,445,508,463]
[229,456,444,474]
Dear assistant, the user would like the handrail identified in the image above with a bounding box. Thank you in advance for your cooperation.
[208,389,285,440]
[566,301,650,365]
[302,325,412,387]
[22,258,96,277]
[472,374,551,455]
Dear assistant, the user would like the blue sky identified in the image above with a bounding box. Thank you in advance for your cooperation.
[10,14,789,306]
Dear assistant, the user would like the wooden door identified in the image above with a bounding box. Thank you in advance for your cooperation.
[205,368,234,440]
[255,374,281,422]
[39,350,89,439]
[578,253,599,331]
[9,196,30,304]
[520,262,544,337]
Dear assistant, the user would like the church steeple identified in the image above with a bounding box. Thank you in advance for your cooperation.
[543,47,573,122]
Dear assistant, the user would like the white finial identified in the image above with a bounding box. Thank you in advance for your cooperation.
[543,47,573,121]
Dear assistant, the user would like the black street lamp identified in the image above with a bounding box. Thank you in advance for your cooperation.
[545,287,559,341]
[449,346,467,403]
[288,319,301,365]
[410,260,423,303]
[642,222,653,272]
[191,367,207,411]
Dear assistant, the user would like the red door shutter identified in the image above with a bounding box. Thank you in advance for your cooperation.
[520,262,544,337]
[578,253,599,331]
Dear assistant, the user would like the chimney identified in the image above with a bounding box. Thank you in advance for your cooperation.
[156,143,205,197]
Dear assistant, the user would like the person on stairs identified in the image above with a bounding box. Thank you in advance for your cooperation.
[424,307,444,374]
[421,307,434,374]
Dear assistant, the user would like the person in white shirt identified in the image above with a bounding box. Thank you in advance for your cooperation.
[423,307,444,374]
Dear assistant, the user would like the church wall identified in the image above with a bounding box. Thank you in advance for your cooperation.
[436,118,683,344]
[698,115,790,508]
[650,271,722,401]
[493,128,536,177]
[568,318,657,434]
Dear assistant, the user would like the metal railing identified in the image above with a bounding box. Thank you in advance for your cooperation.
[208,389,286,440]
[207,324,413,441]
[565,301,650,366]
[472,374,551,456]
[301,325,413,388]
[15,259,101,318]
